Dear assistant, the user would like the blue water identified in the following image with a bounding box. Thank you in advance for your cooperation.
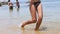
[0,0,60,22]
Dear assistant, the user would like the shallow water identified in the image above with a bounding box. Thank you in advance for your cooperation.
[0,0,60,34]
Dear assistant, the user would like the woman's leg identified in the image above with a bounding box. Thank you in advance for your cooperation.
[21,5,37,27]
[35,4,43,30]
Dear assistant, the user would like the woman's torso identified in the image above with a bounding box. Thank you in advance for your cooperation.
[8,2,13,6]
[30,0,41,5]
[30,0,40,2]
[16,2,19,6]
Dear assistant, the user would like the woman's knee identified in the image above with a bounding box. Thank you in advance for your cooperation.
[32,18,37,23]
[38,15,43,20]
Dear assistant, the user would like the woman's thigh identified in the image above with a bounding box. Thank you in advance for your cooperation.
[37,4,43,18]
[30,4,37,19]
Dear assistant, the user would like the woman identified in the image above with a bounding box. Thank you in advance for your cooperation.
[16,0,20,8]
[21,0,43,30]
[8,0,13,9]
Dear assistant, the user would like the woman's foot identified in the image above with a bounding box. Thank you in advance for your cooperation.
[21,24,24,28]
[34,28,39,31]
[18,23,24,28]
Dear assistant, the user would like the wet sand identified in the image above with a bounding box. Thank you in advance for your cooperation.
[0,19,60,34]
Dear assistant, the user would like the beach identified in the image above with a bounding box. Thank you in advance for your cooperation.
[0,0,60,34]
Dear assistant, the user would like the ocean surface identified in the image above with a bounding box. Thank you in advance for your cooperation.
[0,0,60,34]
[0,0,60,22]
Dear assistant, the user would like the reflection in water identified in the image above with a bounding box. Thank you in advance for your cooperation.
[9,8,13,13]
[9,9,13,25]
[17,8,20,18]
[17,8,19,12]
[9,8,13,18]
